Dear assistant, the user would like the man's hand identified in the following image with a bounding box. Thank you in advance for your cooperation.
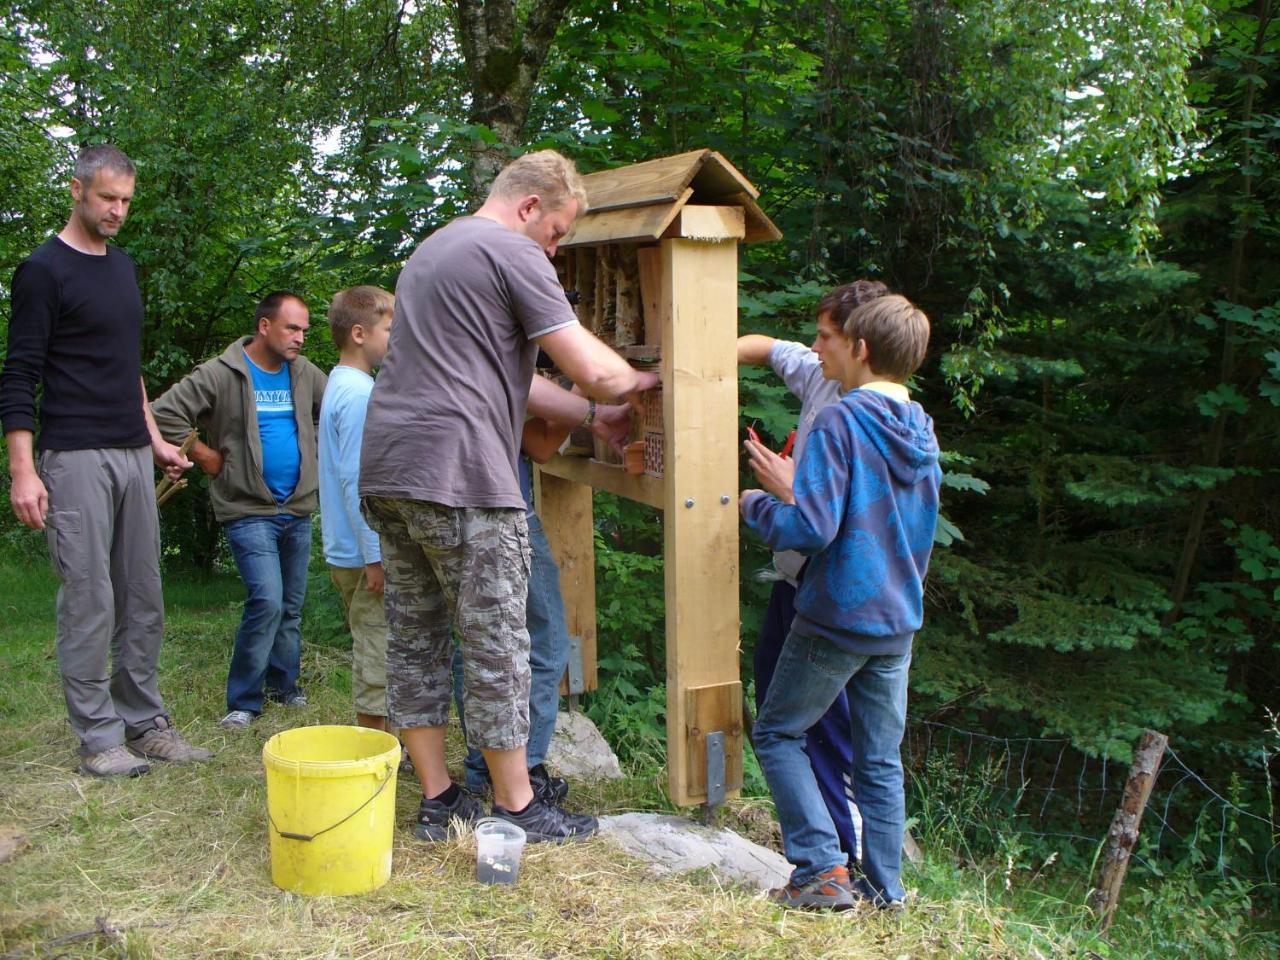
[152,438,194,482]
[364,561,385,595]
[623,369,661,410]
[744,438,796,504]
[739,487,764,516]
[10,469,48,530]
[590,402,633,453]
[190,441,225,478]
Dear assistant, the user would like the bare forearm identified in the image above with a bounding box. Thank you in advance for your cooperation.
[5,430,36,479]
[521,419,568,463]
[528,376,589,424]
[737,334,776,366]
[536,325,643,400]
[140,377,163,444]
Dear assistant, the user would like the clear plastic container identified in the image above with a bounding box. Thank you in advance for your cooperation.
[474,818,527,885]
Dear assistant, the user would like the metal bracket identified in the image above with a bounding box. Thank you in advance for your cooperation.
[705,730,726,809]
[565,633,585,696]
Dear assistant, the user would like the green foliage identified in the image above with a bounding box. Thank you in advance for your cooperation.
[909,751,1028,868]
[2,4,1279,921]
[1117,783,1273,959]
[583,643,668,772]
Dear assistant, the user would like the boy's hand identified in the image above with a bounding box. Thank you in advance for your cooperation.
[739,488,765,516]
[364,562,385,595]
[744,438,796,504]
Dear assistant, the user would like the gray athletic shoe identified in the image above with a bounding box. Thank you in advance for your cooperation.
[79,744,150,778]
[127,717,213,762]
[491,797,598,844]
[218,710,256,729]
[413,787,485,841]
[529,763,569,804]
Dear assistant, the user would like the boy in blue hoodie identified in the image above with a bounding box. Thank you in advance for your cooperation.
[740,293,939,911]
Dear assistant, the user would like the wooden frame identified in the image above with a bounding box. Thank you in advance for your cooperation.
[536,151,778,806]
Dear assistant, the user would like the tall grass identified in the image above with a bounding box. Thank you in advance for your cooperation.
[1,562,1273,958]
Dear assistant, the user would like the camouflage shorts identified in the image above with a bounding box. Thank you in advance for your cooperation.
[362,497,531,751]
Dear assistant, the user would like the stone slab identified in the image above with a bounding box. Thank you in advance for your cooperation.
[600,812,790,892]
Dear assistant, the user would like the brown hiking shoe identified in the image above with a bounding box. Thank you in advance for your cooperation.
[769,865,855,911]
[80,744,150,778]
[127,717,213,763]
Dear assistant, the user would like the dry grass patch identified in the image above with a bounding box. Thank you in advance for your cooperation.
[0,563,1082,959]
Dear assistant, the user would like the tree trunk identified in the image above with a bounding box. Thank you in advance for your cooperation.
[453,0,572,194]
[1088,731,1168,930]
[1165,0,1273,622]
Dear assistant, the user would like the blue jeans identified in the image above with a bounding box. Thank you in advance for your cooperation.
[458,511,569,789]
[224,514,311,713]
[753,627,910,904]
[754,578,861,863]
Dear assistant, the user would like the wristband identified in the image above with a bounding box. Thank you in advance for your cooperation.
[581,399,597,428]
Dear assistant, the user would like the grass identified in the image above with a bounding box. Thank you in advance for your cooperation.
[0,560,1265,959]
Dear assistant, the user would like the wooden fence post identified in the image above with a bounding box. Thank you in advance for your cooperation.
[1088,730,1169,930]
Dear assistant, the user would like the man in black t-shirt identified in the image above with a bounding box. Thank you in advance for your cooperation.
[1,144,210,777]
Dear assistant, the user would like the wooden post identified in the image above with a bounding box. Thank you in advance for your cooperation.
[660,235,742,806]
[536,471,598,694]
[1088,730,1168,930]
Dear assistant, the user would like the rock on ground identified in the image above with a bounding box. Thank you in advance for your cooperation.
[601,813,790,892]
[0,827,28,865]
[544,710,623,781]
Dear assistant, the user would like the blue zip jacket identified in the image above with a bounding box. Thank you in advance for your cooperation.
[743,387,941,655]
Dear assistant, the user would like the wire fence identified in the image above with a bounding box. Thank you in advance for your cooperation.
[903,718,1280,888]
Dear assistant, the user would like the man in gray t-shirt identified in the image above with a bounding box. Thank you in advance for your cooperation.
[361,150,657,844]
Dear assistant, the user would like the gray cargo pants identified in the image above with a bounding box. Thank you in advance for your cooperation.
[39,447,167,752]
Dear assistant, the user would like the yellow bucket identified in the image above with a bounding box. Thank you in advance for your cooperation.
[262,725,400,896]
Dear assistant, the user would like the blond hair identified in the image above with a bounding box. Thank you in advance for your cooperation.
[328,285,394,350]
[488,150,589,214]
[842,294,930,381]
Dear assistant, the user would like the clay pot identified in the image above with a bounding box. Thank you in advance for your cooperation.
[623,440,646,475]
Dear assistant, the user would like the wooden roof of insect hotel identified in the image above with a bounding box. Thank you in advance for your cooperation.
[559,149,782,249]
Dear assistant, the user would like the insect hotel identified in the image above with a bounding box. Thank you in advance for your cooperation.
[537,150,781,808]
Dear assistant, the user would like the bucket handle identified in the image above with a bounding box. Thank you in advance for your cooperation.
[268,762,394,842]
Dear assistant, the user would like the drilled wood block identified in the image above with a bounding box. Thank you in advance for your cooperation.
[639,384,664,434]
[644,431,664,478]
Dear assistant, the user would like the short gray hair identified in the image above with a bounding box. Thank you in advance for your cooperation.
[73,144,135,186]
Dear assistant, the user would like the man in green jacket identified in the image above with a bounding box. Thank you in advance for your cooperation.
[152,292,327,728]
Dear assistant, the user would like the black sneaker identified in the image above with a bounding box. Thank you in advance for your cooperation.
[491,797,598,844]
[413,787,484,841]
[528,763,569,804]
